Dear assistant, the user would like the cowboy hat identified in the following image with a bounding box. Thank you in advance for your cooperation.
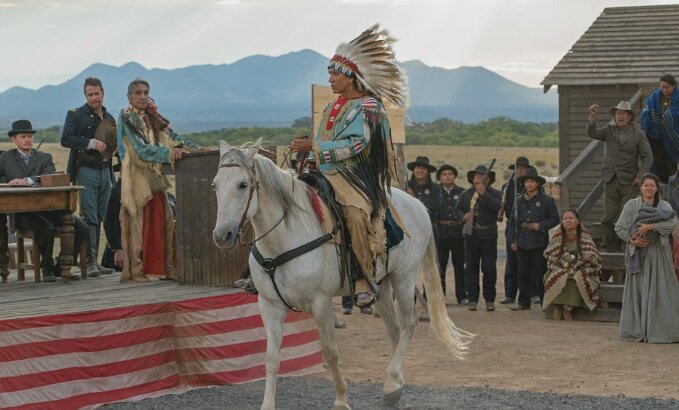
[508,156,530,170]
[517,166,546,186]
[609,100,635,120]
[466,164,496,185]
[407,156,436,172]
[8,119,37,137]
[93,117,118,160]
[436,164,458,180]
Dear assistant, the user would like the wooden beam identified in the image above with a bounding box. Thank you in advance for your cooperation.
[576,180,604,219]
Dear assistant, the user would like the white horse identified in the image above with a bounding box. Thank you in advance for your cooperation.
[212,139,473,410]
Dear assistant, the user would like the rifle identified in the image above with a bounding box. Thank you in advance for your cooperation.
[512,158,519,245]
[463,158,496,236]
[35,136,46,151]
[497,171,515,222]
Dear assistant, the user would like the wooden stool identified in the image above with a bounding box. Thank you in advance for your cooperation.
[16,230,87,282]
[8,241,34,271]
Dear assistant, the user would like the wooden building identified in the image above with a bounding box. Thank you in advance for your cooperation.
[542,4,679,225]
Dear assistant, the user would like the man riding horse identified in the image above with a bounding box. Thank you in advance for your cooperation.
[290,24,408,308]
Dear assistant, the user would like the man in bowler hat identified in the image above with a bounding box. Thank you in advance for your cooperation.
[454,164,501,311]
[0,120,88,281]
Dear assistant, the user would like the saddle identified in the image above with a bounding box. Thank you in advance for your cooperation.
[297,171,404,291]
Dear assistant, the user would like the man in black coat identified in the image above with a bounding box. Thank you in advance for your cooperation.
[61,77,115,277]
[454,165,502,312]
[508,167,559,310]
[0,120,87,281]
[436,164,466,303]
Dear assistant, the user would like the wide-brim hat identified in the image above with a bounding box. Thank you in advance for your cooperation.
[94,117,118,159]
[467,165,496,185]
[407,156,436,173]
[436,164,458,180]
[517,166,546,186]
[508,156,530,170]
[609,100,635,120]
[8,119,37,137]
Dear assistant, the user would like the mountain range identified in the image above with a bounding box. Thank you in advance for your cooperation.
[0,50,557,132]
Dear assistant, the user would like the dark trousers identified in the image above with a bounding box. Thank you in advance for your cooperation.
[504,242,538,300]
[342,295,353,310]
[504,241,518,300]
[463,236,497,304]
[15,211,87,274]
[517,247,547,308]
[438,237,465,302]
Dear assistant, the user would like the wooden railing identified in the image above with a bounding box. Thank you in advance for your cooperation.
[555,88,643,218]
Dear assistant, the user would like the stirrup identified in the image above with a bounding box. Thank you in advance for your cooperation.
[235,277,258,295]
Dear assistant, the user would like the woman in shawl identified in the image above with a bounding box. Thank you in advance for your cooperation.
[615,173,679,343]
[543,209,601,321]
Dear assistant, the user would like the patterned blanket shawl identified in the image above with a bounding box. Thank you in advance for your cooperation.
[543,229,601,311]
[641,87,679,164]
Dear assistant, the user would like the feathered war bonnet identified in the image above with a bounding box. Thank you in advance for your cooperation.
[328,24,409,109]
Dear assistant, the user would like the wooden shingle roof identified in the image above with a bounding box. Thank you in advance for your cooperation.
[542,5,679,90]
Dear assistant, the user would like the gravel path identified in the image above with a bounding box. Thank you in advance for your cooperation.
[102,376,679,410]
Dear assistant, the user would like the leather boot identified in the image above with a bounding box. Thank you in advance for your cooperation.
[95,224,114,274]
[86,223,100,277]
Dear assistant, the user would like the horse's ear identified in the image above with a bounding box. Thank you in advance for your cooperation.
[244,137,263,162]
[219,140,231,156]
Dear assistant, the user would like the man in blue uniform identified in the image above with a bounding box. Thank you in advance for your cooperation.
[61,77,115,277]
[436,164,466,302]
[508,167,559,310]
[454,165,501,312]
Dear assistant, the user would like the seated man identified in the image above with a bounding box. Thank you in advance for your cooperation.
[0,120,88,282]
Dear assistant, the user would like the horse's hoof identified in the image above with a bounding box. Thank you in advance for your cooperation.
[382,385,404,407]
[332,403,351,410]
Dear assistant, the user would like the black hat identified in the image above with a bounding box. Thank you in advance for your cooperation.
[8,119,37,137]
[466,165,496,185]
[517,166,546,186]
[407,156,436,173]
[508,156,530,170]
[436,164,458,180]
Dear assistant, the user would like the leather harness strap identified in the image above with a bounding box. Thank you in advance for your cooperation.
[219,155,342,312]
[251,223,339,312]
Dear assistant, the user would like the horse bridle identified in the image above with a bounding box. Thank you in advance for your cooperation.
[217,160,285,247]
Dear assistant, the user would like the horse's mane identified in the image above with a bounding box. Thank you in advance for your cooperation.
[221,145,314,226]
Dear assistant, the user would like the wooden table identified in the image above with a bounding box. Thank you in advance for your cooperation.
[0,186,82,283]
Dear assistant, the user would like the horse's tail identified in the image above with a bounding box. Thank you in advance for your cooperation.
[421,233,475,359]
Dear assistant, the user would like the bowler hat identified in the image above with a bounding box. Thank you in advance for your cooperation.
[407,156,436,173]
[8,119,37,137]
[517,166,546,186]
[436,164,458,180]
[508,156,530,170]
[466,165,496,185]
[609,100,635,120]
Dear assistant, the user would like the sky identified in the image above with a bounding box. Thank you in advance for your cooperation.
[0,0,676,93]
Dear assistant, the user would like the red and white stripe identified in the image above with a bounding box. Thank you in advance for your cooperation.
[0,293,322,410]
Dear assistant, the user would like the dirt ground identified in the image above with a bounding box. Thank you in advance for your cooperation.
[323,262,679,400]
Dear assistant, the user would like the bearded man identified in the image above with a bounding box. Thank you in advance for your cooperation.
[290,25,408,308]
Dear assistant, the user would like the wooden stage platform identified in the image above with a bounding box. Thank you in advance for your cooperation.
[0,271,322,410]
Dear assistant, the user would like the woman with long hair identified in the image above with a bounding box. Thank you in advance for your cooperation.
[615,173,679,343]
[543,209,601,320]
